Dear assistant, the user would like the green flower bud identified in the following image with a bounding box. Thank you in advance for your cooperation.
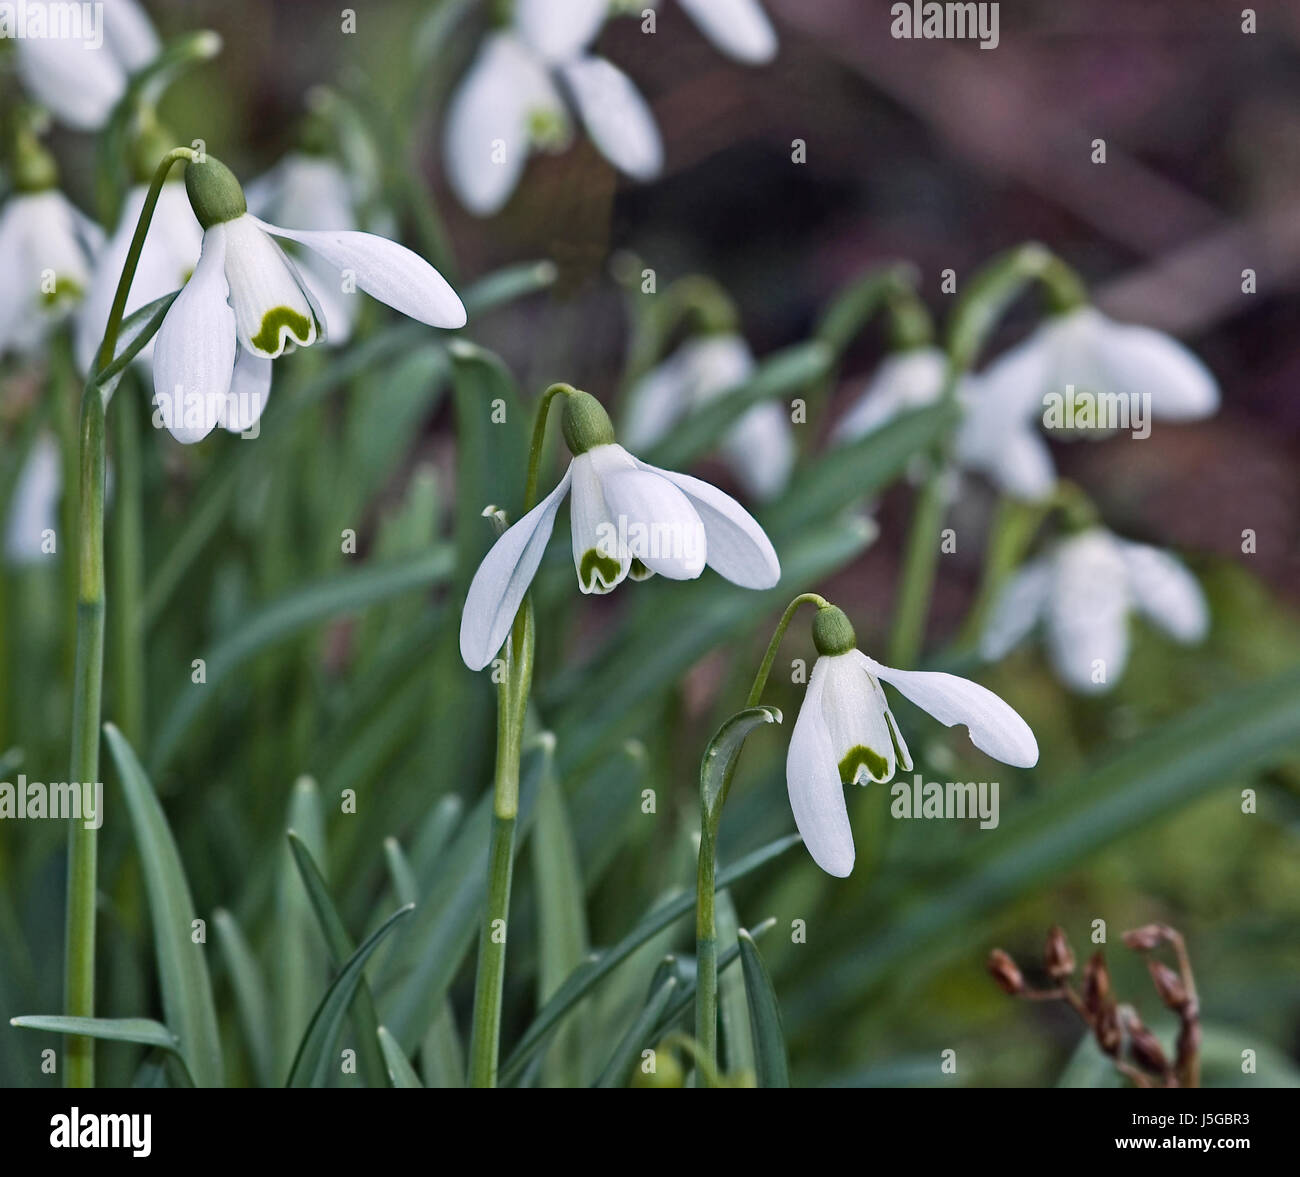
[561,389,616,456]
[13,126,58,193]
[184,154,247,229]
[812,604,857,657]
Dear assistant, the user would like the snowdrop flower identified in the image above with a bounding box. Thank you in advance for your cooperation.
[789,605,1038,876]
[75,178,201,374]
[4,433,61,565]
[460,388,781,671]
[832,346,950,445]
[150,154,465,444]
[624,334,794,501]
[14,0,160,131]
[645,0,778,65]
[958,306,1220,502]
[0,143,100,357]
[445,0,661,216]
[245,151,363,344]
[981,527,1209,695]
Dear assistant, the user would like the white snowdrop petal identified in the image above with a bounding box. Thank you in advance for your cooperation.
[1047,530,1131,694]
[621,354,690,450]
[720,401,796,501]
[562,56,663,180]
[221,216,318,358]
[987,426,1058,502]
[15,35,127,130]
[1117,540,1209,644]
[677,0,778,64]
[786,658,855,877]
[1098,318,1220,420]
[104,0,162,72]
[631,458,780,588]
[459,466,574,671]
[598,463,706,581]
[981,557,1052,662]
[5,432,61,565]
[218,349,273,434]
[863,652,1039,768]
[569,450,629,593]
[152,225,237,445]
[514,0,608,62]
[833,348,948,444]
[820,653,896,784]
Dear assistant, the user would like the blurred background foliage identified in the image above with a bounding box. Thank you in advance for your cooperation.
[2,0,1299,1087]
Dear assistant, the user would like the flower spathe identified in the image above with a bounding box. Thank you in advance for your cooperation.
[151,155,465,443]
[459,393,781,672]
[623,333,795,501]
[981,527,1209,694]
[789,607,1038,877]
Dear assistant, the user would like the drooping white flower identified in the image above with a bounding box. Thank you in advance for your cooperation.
[150,155,465,444]
[459,389,780,671]
[831,346,949,445]
[672,0,778,64]
[788,605,1038,877]
[246,152,363,344]
[444,4,662,217]
[981,527,1209,695]
[75,179,202,374]
[623,334,794,501]
[14,0,160,130]
[4,432,61,565]
[0,189,101,357]
[958,306,1220,501]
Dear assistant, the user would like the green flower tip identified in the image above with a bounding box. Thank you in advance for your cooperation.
[812,604,856,657]
[560,388,615,455]
[184,154,247,229]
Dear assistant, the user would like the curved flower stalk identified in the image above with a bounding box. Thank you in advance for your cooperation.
[0,130,101,357]
[151,154,466,442]
[623,333,795,501]
[444,0,662,216]
[459,385,780,672]
[75,179,201,374]
[981,527,1209,695]
[13,0,159,130]
[245,151,364,344]
[788,602,1038,877]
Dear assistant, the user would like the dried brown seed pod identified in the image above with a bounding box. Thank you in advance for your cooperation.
[987,949,1025,995]
[1044,925,1076,979]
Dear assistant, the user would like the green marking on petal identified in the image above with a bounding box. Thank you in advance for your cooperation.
[251,305,313,355]
[41,276,83,308]
[885,710,912,773]
[629,558,653,582]
[579,549,621,592]
[839,744,888,786]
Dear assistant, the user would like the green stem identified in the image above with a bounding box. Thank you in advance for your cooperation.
[888,461,950,667]
[109,384,145,746]
[64,146,193,1088]
[523,383,577,511]
[694,592,829,1078]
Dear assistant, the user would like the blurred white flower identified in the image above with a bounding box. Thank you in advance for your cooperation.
[75,179,202,374]
[444,1,662,217]
[789,606,1038,877]
[14,0,160,131]
[832,346,949,445]
[459,422,780,671]
[671,0,778,64]
[4,433,61,565]
[246,153,363,344]
[152,156,465,444]
[624,334,794,500]
[0,189,101,357]
[981,527,1209,695]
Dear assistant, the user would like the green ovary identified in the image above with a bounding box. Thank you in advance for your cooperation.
[839,744,889,785]
[41,276,83,308]
[580,549,621,592]
[251,305,313,354]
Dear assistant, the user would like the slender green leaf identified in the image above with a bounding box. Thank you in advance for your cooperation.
[104,724,224,1086]
[716,894,754,1078]
[286,903,414,1088]
[376,1025,424,1088]
[702,707,782,830]
[595,971,681,1088]
[212,909,273,1087]
[738,928,790,1087]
